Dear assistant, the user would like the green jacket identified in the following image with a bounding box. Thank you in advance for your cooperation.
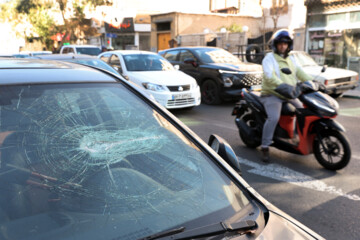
[261,52,312,99]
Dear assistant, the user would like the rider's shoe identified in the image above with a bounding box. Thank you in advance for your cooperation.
[261,147,270,163]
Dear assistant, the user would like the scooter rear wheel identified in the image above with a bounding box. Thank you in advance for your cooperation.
[239,114,261,148]
[313,130,351,171]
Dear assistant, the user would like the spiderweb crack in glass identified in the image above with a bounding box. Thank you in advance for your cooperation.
[78,129,167,164]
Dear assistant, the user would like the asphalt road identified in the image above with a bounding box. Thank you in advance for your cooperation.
[170,96,360,240]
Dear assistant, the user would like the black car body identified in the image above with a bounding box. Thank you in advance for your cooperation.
[159,47,263,104]
[0,59,323,240]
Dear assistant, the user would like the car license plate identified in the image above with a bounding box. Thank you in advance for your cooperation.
[173,93,192,100]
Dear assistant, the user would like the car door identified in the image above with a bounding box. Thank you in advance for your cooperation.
[179,50,201,80]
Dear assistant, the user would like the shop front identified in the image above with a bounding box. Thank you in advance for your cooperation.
[305,1,360,68]
[104,17,151,51]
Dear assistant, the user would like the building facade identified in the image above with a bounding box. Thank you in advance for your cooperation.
[305,0,360,68]
[150,12,261,52]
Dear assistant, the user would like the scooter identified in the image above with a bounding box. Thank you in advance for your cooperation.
[232,68,351,170]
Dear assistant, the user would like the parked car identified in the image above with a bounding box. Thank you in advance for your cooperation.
[99,50,201,109]
[12,51,53,58]
[159,47,263,105]
[60,45,101,56]
[290,51,359,98]
[32,54,120,76]
[0,58,323,240]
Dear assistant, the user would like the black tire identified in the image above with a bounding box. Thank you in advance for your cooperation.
[245,44,263,64]
[201,80,222,105]
[313,130,351,171]
[239,114,261,148]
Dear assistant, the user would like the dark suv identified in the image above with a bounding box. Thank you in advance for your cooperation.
[159,47,263,104]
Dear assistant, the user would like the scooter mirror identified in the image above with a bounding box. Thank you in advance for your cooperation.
[281,68,292,75]
[208,134,242,175]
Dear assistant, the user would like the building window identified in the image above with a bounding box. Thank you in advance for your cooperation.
[139,33,151,51]
[157,22,171,31]
[308,15,326,28]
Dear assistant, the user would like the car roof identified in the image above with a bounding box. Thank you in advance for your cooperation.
[159,46,221,52]
[0,58,117,84]
[62,45,100,48]
[103,50,158,56]
[33,54,96,60]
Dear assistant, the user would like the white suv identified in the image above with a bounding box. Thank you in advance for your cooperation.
[60,45,101,56]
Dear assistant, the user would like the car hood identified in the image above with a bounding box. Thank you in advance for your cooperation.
[127,70,196,86]
[251,212,323,240]
[203,62,263,72]
[303,66,358,80]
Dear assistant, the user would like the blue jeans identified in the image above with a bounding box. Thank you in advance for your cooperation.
[259,95,302,148]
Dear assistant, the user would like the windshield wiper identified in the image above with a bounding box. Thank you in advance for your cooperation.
[138,227,186,240]
[172,220,257,240]
[139,220,257,240]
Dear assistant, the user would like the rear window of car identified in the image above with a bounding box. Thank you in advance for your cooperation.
[75,47,101,56]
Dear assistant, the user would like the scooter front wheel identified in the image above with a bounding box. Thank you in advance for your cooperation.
[313,130,351,171]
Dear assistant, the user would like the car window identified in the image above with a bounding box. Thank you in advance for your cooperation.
[123,54,174,71]
[67,48,75,53]
[194,48,241,64]
[100,53,112,63]
[109,54,122,71]
[66,59,120,75]
[62,47,68,54]
[179,50,196,62]
[164,50,180,61]
[75,47,101,56]
[291,52,318,67]
[0,83,251,240]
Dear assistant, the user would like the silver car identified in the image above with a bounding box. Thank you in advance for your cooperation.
[290,51,359,98]
[0,59,323,240]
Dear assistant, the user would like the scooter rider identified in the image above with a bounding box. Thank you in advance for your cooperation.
[260,29,312,162]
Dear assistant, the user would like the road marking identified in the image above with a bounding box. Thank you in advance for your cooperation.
[237,157,360,201]
[339,107,360,117]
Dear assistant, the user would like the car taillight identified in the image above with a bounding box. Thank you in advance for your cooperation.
[324,80,328,85]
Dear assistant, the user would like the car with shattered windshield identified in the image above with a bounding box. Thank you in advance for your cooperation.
[0,59,323,240]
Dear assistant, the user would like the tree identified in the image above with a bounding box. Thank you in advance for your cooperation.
[0,0,108,50]
[260,0,289,50]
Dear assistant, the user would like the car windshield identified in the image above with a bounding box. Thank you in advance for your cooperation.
[75,47,101,56]
[123,54,174,71]
[194,48,241,64]
[291,52,318,67]
[67,59,120,75]
[0,83,251,240]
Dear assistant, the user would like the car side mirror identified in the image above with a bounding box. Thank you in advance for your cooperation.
[208,134,241,175]
[184,58,198,67]
[281,68,292,75]
[174,65,180,70]
[321,65,327,73]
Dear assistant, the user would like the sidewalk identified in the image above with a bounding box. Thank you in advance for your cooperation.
[343,85,360,99]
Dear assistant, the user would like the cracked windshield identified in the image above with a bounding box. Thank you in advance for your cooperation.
[0,83,249,240]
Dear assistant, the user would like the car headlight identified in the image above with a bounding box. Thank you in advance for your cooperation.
[219,70,237,87]
[351,75,359,82]
[142,83,168,92]
[219,70,240,74]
